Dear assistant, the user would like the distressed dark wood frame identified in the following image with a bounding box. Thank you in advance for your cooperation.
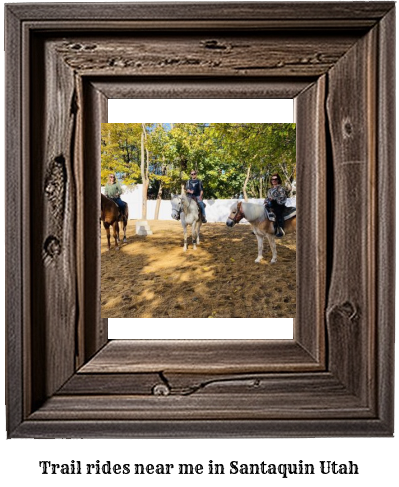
[5,2,395,438]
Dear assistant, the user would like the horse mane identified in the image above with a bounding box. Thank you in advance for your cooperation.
[181,194,194,212]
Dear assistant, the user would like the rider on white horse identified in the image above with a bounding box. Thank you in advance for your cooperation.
[186,170,207,223]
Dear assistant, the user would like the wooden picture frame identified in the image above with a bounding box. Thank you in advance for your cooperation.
[5,2,395,438]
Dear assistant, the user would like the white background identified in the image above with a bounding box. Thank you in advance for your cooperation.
[1,1,398,486]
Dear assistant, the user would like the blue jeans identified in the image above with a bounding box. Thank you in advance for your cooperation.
[197,199,206,218]
[111,197,126,213]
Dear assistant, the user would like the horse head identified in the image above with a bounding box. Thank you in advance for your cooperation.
[171,194,183,221]
[226,201,245,227]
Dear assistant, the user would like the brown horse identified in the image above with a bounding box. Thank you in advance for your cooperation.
[101,194,129,250]
[226,201,296,264]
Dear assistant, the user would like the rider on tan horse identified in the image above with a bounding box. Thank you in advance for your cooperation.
[226,200,296,264]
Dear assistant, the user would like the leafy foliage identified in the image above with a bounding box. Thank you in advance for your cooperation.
[101,123,142,185]
[101,123,296,198]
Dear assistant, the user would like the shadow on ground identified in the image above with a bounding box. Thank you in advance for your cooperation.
[101,220,296,319]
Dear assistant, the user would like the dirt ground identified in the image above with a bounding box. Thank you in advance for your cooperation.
[101,220,296,318]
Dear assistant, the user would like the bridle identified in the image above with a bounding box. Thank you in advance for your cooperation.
[171,196,184,220]
[231,201,245,224]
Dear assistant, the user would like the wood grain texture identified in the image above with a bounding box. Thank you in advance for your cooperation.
[30,37,78,408]
[58,372,162,395]
[36,372,374,423]
[5,5,24,436]
[375,7,395,432]
[91,78,311,100]
[79,340,320,374]
[81,81,109,362]
[7,2,394,22]
[53,33,360,78]
[326,26,377,404]
[5,2,395,438]
[29,393,371,421]
[295,76,326,363]
[60,371,355,397]
[14,418,391,439]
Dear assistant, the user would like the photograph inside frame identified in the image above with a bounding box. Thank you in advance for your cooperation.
[101,123,296,319]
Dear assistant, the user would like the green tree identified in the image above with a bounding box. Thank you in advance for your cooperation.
[210,123,296,198]
[101,123,142,185]
[101,123,296,201]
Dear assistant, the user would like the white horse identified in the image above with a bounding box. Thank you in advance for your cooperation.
[171,194,202,251]
[226,201,296,264]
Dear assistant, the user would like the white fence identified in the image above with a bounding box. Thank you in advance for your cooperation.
[102,184,296,223]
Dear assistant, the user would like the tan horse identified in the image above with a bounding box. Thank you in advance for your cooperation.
[226,201,296,264]
[101,194,129,250]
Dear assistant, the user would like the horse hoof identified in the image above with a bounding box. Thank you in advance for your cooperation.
[183,247,187,252]
[115,247,120,251]
[123,238,127,243]
[255,257,263,263]
[270,259,277,264]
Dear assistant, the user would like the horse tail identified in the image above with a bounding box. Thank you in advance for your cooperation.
[100,195,105,220]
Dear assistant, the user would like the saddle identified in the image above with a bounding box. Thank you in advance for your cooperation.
[107,196,126,220]
[187,195,206,210]
[265,205,296,222]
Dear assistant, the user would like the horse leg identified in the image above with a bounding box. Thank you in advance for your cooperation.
[123,218,127,243]
[266,234,277,264]
[104,223,111,251]
[113,221,120,250]
[255,234,264,263]
[183,223,188,251]
[192,223,197,250]
[116,221,120,243]
[197,220,201,245]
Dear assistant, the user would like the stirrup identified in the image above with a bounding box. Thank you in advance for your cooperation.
[275,227,285,238]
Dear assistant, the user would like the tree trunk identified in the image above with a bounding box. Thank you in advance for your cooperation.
[141,126,148,220]
[154,181,163,220]
[180,156,187,195]
[243,165,251,202]
[154,154,166,220]
[259,176,263,199]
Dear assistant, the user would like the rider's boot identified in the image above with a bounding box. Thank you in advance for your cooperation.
[275,217,285,238]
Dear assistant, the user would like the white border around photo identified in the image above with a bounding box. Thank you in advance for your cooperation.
[107,99,295,338]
